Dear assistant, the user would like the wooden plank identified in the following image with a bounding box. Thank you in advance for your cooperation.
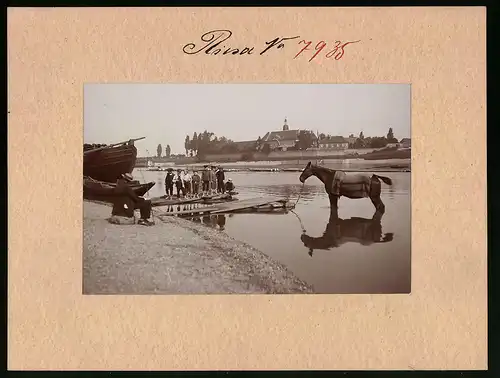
[156,205,221,217]
[230,203,294,214]
[151,196,202,207]
[155,196,289,217]
[84,137,145,155]
[203,198,238,204]
[150,193,235,207]
[209,196,287,214]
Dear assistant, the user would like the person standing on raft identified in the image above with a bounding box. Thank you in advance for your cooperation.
[164,168,175,197]
[210,165,217,194]
[174,169,185,198]
[111,173,154,226]
[183,170,192,196]
[215,166,225,193]
[201,165,211,194]
[192,170,201,196]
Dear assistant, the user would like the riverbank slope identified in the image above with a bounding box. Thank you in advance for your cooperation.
[83,201,313,294]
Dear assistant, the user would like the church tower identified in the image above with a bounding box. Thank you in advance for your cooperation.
[282,117,289,131]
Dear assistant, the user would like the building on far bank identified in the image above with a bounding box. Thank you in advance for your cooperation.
[400,138,411,148]
[259,118,317,151]
[345,136,357,147]
[233,140,257,152]
[386,142,400,148]
[260,118,299,151]
[318,136,349,150]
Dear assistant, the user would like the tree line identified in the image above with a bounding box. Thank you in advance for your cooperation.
[156,144,172,158]
[315,128,399,149]
[183,131,261,158]
[348,128,399,149]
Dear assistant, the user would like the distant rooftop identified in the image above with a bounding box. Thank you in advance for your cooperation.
[261,130,300,142]
[319,136,347,143]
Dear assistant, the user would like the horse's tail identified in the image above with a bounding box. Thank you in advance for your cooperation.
[374,175,393,186]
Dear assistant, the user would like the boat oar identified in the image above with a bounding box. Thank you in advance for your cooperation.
[84,137,146,155]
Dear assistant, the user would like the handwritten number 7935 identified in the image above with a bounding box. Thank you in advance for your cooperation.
[294,40,361,62]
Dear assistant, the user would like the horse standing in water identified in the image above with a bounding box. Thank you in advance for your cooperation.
[299,162,393,217]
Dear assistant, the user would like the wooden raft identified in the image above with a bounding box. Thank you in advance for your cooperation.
[156,196,292,217]
[150,193,237,207]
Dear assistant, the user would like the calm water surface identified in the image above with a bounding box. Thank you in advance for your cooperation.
[135,168,411,294]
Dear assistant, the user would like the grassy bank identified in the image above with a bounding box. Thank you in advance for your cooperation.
[83,201,313,294]
[362,148,411,160]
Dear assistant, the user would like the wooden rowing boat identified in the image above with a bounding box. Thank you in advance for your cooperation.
[83,137,144,182]
[83,176,155,200]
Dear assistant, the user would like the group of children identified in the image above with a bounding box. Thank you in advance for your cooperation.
[164,165,235,198]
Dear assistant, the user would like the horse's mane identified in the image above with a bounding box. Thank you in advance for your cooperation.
[312,164,336,174]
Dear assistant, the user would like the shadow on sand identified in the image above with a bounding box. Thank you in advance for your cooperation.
[188,214,227,231]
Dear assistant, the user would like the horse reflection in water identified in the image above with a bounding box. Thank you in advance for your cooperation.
[300,211,394,257]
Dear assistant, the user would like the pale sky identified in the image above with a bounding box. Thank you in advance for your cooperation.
[84,84,410,157]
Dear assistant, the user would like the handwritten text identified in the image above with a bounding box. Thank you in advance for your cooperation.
[182,29,300,56]
[182,30,361,62]
[294,40,361,62]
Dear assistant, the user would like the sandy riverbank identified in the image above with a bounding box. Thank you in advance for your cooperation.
[83,201,314,294]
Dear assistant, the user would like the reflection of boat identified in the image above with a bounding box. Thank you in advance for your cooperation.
[83,176,155,201]
[83,137,144,182]
[300,212,393,256]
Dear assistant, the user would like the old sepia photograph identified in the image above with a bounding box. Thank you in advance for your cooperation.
[83,84,411,295]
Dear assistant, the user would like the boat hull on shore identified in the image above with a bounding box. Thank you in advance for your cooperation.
[83,177,155,202]
[83,143,137,182]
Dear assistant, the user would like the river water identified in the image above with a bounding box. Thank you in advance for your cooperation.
[134,168,411,294]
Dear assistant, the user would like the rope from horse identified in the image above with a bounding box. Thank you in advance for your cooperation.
[290,208,307,234]
[292,182,305,208]
[289,182,307,234]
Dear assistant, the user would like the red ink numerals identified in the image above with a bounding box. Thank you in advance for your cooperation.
[294,39,360,62]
